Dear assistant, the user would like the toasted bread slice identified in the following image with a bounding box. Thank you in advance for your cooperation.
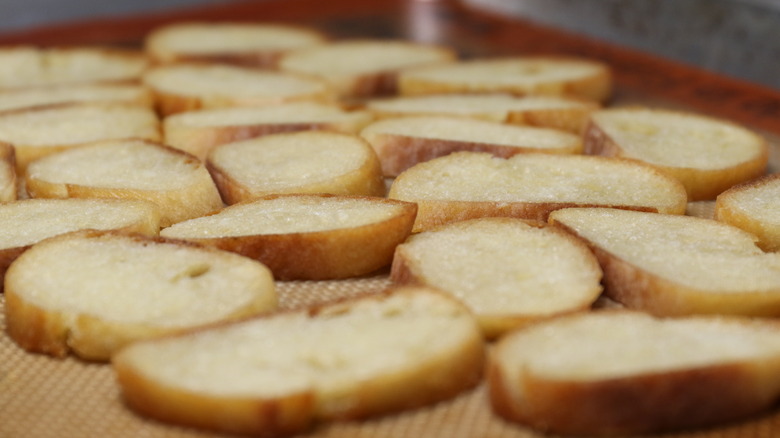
[388,151,687,232]
[278,39,456,98]
[0,46,148,90]
[113,286,484,436]
[160,194,416,280]
[164,102,373,161]
[143,64,335,116]
[549,207,780,317]
[365,94,598,133]
[0,102,160,171]
[391,218,602,338]
[716,173,780,251]
[398,56,612,102]
[206,131,385,204]
[0,198,160,290]
[489,310,780,436]
[145,21,327,67]
[360,115,582,176]
[0,142,16,201]
[25,139,222,227]
[0,83,153,112]
[584,107,769,201]
[5,229,276,361]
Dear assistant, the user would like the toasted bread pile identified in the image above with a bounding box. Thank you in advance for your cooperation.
[1,20,778,438]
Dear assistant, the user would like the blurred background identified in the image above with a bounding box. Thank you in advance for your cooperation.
[1,0,778,91]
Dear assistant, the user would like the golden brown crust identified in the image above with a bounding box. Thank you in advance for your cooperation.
[488,351,778,436]
[174,195,417,280]
[583,116,769,201]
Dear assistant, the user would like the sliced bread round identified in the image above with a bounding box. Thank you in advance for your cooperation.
[489,310,780,436]
[0,141,16,201]
[164,102,373,161]
[112,286,484,436]
[278,39,456,98]
[145,21,327,67]
[716,173,780,251]
[388,151,688,232]
[25,139,223,227]
[584,107,769,201]
[360,115,582,176]
[398,56,612,102]
[143,63,335,115]
[5,229,277,361]
[160,194,417,280]
[206,131,385,204]
[391,217,602,338]
[0,83,153,112]
[549,207,780,317]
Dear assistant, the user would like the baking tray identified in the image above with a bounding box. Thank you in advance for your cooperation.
[2,0,780,437]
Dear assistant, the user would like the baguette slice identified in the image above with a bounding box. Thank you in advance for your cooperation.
[25,139,223,227]
[365,94,598,133]
[391,218,602,338]
[489,310,780,436]
[0,198,160,291]
[388,151,687,232]
[278,39,457,98]
[0,83,153,112]
[0,141,17,201]
[360,115,582,176]
[145,22,327,67]
[549,207,780,317]
[206,131,385,204]
[113,286,484,436]
[398,56,612,102]
[0,102,160,171]
[5,229,277,361]
[0,46,148,90]
[143,64,335,116]
[160,194,417,280]
[164,102,373,161]
[716,173,780,251]
[584,107,769,201]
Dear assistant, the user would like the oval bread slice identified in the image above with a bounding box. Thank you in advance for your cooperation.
[365,93,598,133]
[398,56,612,102]
[145,21,327,67]
[549,207,780,317]
[5,229,277,361]
[0,46,148,90]
[360,115,582,176]
[0,83,153,112]
[489,310,780,436]
[143,64,335,115]
[160,194,417,280]
[206,131,385,204]
[0,102,160,171]
[112,286,484,436]
[278,39,456,98]
[388,151,688,232]
[391,217,602,338]
[164,102,373,161]
[25,139,223,227]
[716,173,780,252]
[584,107,769,201]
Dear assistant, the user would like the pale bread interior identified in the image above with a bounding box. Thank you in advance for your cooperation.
[396,218,601,315]
[0,84,150,112]
[361,115,580,149]
[208,132,374,191]
[0,103,159,146]
[717,177,780,225]
[161,195,404,237]
[590,108,765,169]
[114,288,476,398]
[166,101,370,127]
[8,232,275,327]
[496,311,780,381]
[0,198,158,248]
[367,94,591,116]
[26,140,206,190]
[550,208,780,291]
